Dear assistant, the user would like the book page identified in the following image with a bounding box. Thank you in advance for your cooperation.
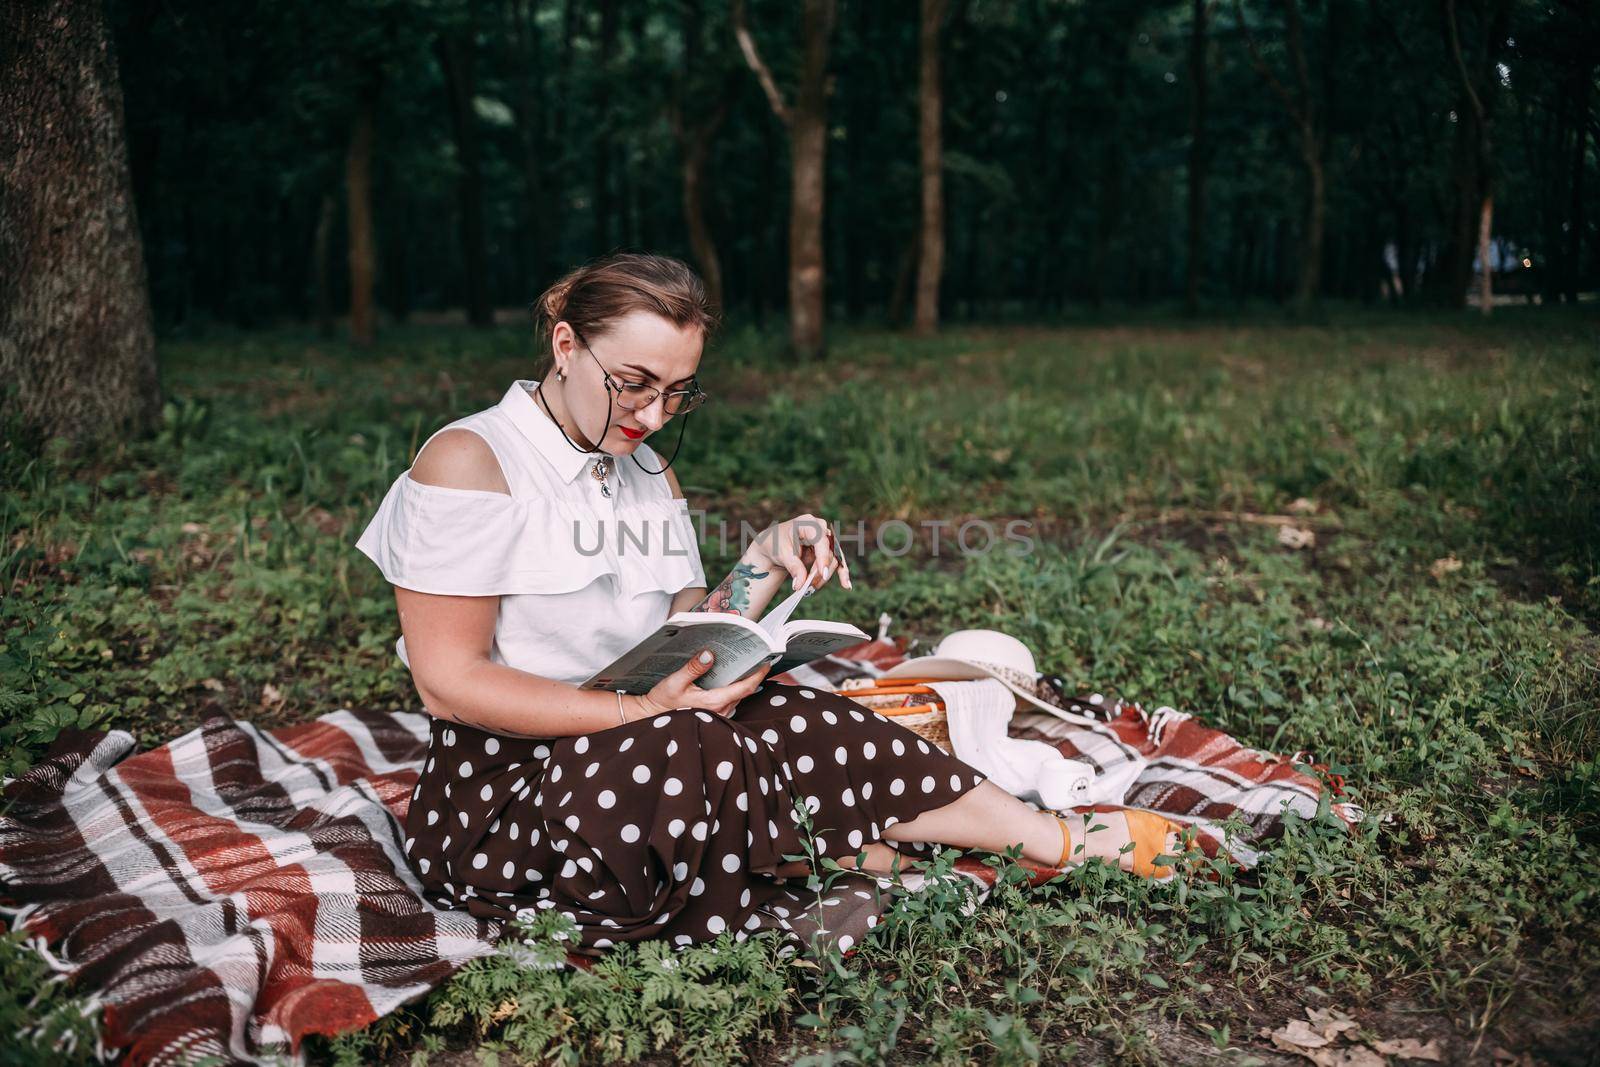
[757,561,821,642]
[770,623,871,676]
[584,617,775,694]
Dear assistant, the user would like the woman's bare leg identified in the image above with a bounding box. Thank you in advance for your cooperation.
[834,781,1178,876]
[827,783,1068,873]
[877,781,1066,865]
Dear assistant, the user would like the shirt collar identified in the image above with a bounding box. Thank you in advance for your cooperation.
[500,379,627,488]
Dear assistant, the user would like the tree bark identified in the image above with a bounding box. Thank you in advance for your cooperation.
[1432,0,1510,309]
[1297,121,1326,307]
[346,93,377,347]
[0,0,160,444]
[437,2,492,327]
[1185,0,1211,316]
[677,106,731,314]
[912,0,947,336]
[734,0,837,361]
[888,227,919,328]
[672,0,732,313]
[1564,66,1590,304]
[1475,192,1493,314]
[312,191,336,338]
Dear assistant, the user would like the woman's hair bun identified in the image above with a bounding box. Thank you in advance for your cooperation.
[532,253,717,359]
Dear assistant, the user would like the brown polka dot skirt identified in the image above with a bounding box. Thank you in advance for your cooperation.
[401,681,985,953]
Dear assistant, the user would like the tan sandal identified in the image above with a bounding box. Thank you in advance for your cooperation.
[1124,809,1186,880]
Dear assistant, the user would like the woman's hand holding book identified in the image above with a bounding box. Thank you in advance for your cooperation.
[631,648,772,720]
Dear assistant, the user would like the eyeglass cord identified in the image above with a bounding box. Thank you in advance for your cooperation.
[532,378,689,476]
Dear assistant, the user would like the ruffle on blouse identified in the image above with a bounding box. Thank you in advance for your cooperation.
[355,474,706,599]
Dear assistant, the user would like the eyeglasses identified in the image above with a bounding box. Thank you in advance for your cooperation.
[571,328,709,416]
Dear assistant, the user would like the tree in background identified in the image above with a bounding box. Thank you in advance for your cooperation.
[734,0,838,361]
[1434,0,1511,312]
[347,83,380,347]
[670,0,740,315]
[1,0,160,444]
[912,0,948,336]
[96,0,1597,333]
[1233,0,1329,311]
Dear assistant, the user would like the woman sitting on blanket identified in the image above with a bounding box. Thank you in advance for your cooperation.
[355,252,1185,951]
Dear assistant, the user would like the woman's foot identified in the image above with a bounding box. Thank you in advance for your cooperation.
[1055,809,1187,879]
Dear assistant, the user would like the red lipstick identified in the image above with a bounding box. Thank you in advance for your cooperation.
[619,426,645,440]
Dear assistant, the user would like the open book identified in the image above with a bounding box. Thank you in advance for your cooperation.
[581,576,868,694]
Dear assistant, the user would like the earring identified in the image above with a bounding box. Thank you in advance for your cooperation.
[555,369,566,382]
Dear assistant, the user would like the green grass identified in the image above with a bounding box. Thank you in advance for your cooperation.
[2,309,1597,1064]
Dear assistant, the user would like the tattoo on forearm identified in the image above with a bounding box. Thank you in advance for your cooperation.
[697,562,769,615]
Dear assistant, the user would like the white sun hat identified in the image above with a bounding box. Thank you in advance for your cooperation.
[878,629,1100,727]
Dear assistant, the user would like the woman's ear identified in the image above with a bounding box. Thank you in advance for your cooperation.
[550,321,573,378]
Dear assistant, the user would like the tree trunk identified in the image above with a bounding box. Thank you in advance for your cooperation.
[385,188,411,324]
[346,94,377,347]
[912,0,947,336]
[1564,69,1590,304]
[679,107,729,314]
[0,0,160,444]
[312,191,336,337]
[1185,0,1210,316]
[789,104,828,359]
[734,0,836,361]
[673,0,730,314]
[437,5,492,327]
[888,227,919,327]
[1432,0,1510,308]
[1475,192,1493,314]
[1295,124,1325,310]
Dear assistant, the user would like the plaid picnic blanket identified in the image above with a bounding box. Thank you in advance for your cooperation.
[0,710,495,1066]
[784,636,1364,870]
[1,638,1357,1065]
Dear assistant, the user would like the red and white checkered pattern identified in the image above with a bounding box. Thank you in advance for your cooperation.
[0,710,495,1066]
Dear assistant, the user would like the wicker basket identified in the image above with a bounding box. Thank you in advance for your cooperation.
[835,678,951,752]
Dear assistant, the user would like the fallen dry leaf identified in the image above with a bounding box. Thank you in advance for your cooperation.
[1429,556,1463,579]
[1289,497,1318,514]
[1371,1036,1444,1061]
[1268,1018,1333,1051]
[200,678,225,692]
[1305,1006,1361,1040]
[1278,524,1316,549]
[260,683,284,707]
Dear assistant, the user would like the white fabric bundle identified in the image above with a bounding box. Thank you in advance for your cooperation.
[931,679,1145,809]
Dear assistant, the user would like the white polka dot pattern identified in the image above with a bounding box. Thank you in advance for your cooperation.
[400,682,980,957]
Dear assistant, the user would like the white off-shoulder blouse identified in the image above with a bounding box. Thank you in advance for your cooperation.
[355,380,707,685]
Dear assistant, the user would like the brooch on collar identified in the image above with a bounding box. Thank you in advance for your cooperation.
[590,455,614,498]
